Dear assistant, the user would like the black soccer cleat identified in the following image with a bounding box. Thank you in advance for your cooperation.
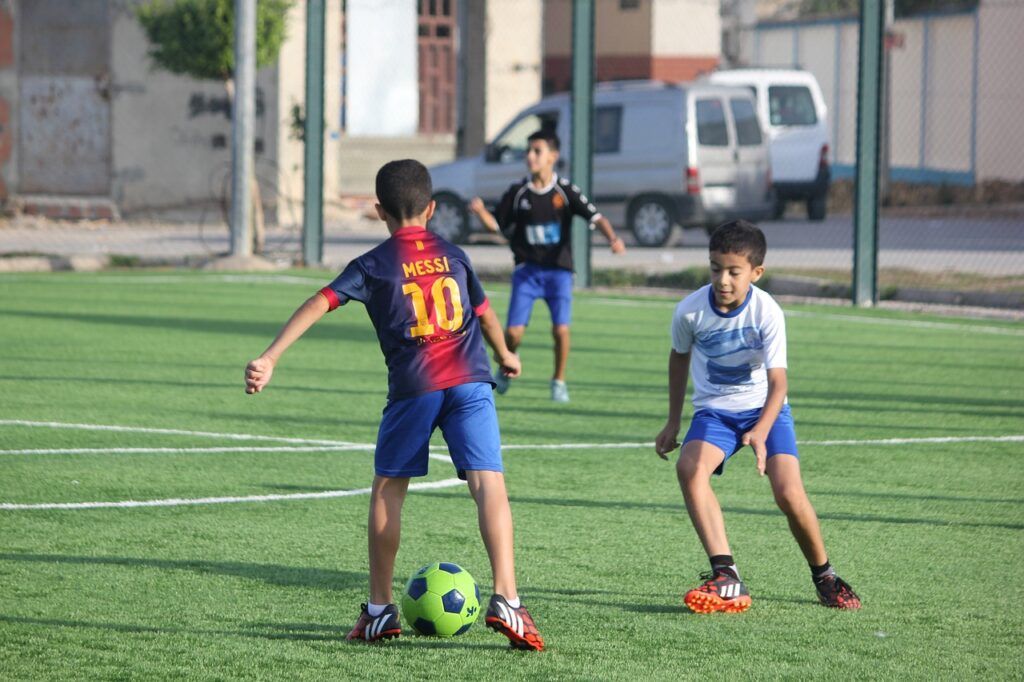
[346,603,402,642]
[815,575,862,610]
[684,570,752,614]
[485,594,545,651]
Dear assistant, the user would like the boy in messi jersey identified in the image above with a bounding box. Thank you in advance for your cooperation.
[469,129,626,403]
[245,160,544,651]
[653,220,861,613]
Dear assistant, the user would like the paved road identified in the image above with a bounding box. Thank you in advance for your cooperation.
[1,213,1021,275]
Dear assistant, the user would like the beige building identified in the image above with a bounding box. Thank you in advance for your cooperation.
[542,0,721,94]
[0,0,340,222]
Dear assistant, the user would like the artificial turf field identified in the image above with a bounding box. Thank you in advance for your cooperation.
[0,270,1022,680]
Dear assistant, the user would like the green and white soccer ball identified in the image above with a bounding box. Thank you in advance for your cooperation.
[401,562,480,637]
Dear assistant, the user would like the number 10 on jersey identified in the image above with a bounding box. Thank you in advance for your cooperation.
[402,277,464,338]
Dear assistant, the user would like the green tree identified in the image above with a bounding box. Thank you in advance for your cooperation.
[136,0,292,252]
[797,0,977,18]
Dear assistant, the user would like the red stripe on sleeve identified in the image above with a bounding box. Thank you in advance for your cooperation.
[474,298,491,317]
[319,287,341,311]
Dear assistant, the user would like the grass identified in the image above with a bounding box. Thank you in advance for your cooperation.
[0,270,1022,680]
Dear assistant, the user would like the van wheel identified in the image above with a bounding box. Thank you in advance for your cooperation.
[628,196,675,247]
[807,193,827,221]
[429,193,470,243]
[772,197,787,220]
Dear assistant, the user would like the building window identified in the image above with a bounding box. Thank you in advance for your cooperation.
[620,0,641,9]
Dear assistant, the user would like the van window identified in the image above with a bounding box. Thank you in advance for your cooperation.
[696,99,729,147]
[594,106,622,154]
[489,111,559,163]
[768,86,817,126]
[729,98,762,146]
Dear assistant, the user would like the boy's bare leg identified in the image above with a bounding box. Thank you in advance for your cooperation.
[676,440,731,557]
[368,475,410,604]
[552,324,570,382]
[765,455,828,566]
[465,470,518,600]
[505,326,525,354]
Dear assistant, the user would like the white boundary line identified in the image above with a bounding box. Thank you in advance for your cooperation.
[0,477,464,511]
[0,419,358,446]
[1,421,1021,510]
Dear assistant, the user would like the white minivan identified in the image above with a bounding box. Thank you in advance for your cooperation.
[427,80,773,246]
[707,69,831,220]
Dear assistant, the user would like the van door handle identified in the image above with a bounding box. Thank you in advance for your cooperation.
[733,150,740,163]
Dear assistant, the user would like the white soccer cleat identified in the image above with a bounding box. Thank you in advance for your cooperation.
[551,380,570,403]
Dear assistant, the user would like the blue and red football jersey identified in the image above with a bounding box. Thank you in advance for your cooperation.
[319,225,494,401]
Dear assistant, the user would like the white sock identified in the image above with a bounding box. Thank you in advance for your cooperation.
[367,602,388,617]
[506,596,521,609]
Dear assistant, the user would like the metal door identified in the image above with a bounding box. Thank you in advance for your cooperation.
[18,0,111,195]
[417,0,456,134]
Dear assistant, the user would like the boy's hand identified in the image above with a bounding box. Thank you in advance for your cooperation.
[654,421,681,460]
[245,356,276,394]
[468,197,485,215]
[609,236,626,255]
[742,430,768,476]
[495,351,521,378]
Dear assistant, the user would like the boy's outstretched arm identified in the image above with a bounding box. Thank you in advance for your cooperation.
[468,197,500,234]
[742,368,788,476]
[593,216,626,254]
[655,350,690,459]
[245,293,330,394]
[477,307,521,378]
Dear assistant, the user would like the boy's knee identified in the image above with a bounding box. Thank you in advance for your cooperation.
[675,453,704,485]
[552,324,570,340]
[773,485,806,516]
[506,326,525,346]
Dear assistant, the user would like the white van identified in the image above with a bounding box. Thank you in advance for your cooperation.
[428,80,773,246]
[707,69,831,220]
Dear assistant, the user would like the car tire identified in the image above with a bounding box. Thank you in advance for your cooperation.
[628,196,675,247]
[772,197,787,220]
[807,193,827,221]
[428,192,470,243]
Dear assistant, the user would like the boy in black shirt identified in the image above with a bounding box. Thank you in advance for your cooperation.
[470,130,625,402]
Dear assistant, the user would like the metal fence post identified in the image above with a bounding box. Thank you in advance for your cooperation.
[853,0,884,306]
[230,0,256,257]
[570,0,595,289]
[303,0,326,267]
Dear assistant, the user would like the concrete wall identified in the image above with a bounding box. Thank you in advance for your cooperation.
[1,0,340,221]
[345,0,418,136]
[976,0,1024,182]
[742,6,1023,184]
[485,0,542,138]
[110,2,280,213]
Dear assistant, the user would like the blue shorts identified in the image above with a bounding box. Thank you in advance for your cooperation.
[507,262,573,328]
[683,404,798,475]
[375,381,503,479]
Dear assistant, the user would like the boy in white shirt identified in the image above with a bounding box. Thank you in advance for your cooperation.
[654,220,861,613]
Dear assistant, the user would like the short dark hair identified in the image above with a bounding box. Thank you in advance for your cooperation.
[527,129,560,152]
[375,159,433,221]
[708,220,767,267]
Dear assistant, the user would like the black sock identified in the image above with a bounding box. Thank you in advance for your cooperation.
[811,561,835,582]
[710,554,738,579]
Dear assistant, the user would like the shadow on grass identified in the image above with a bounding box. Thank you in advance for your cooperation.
[0,553,366,591]
[0,309,378,345]
[0,614,508,649]
[419,491,1024,531]
[810,489,1024,506]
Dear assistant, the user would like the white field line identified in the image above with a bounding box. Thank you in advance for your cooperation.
[0,419,358,446]
[0,477,464,511]
[0,445,374,455]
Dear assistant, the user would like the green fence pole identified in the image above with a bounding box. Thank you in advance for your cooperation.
[853,0,884,306]
[302,0,326,267]
[570,0,595,289]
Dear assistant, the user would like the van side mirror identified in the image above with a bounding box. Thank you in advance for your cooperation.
[485,144,502,163]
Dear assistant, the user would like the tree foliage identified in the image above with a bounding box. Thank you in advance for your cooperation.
[136,0,292,82]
